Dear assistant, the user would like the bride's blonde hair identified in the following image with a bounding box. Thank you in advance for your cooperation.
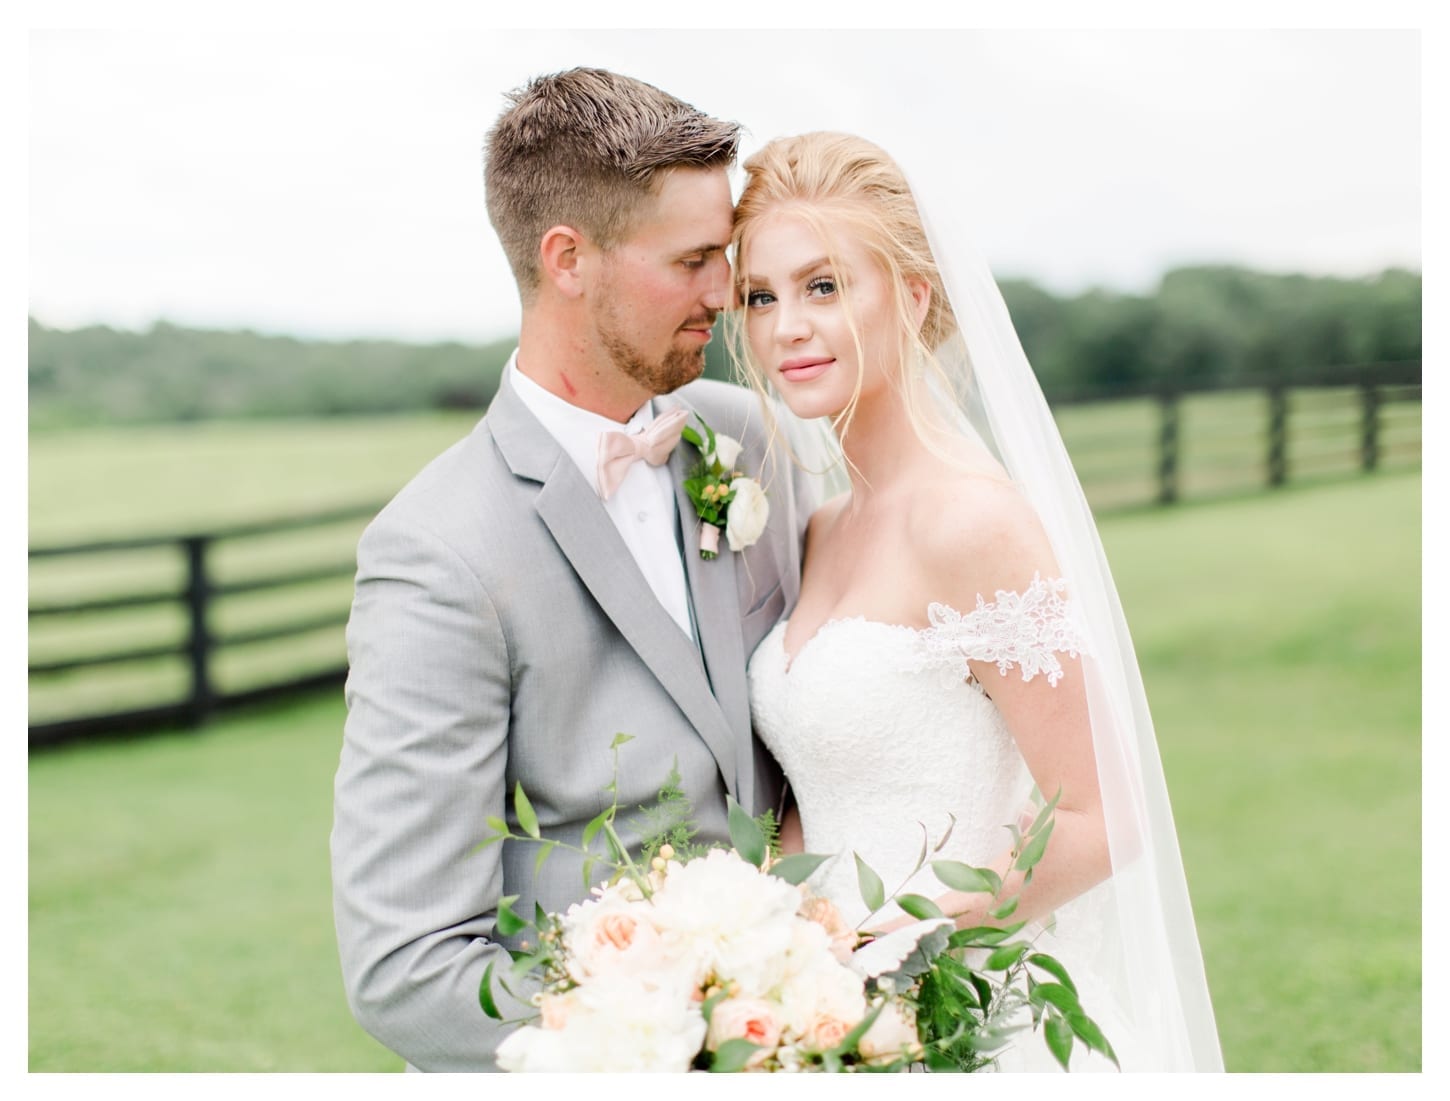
[728,132,961,465]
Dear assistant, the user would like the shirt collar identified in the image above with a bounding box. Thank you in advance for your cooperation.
[506,353,656,491]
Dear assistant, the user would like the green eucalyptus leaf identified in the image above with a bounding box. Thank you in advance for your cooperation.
[727,796,767,866]
[681,425,704,451]
[478,959,501,1019]
[1029,981,1082,1016]
[484,815,510,838]
[983,941,1029,971]
[513,783,540,839]
[855,852,886,913]
[897,893,947,921]
[581,856,597,892]
[495,895,527,938]
[1044,1013,1074,1070]
[989,896,1019,920]
[1026,953,1078,995]
[1029,789,1061,835]
[1068,1011,1120,1067]
[535,901,548,928]
[767,852,830,885]
[933,813,958,853]
[947,920,1025,947]
[699,988,729,1025]
[710,1039,761,1073]
[581,808,610,849]
[610,732,635,750]
[1014,818,1054,871]
[931,860,1002,895]
[533,840,556,877]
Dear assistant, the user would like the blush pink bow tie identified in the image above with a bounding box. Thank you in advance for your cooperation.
[595,408,689,500]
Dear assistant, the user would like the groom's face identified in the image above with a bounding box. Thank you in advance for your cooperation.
[590,167,733,395]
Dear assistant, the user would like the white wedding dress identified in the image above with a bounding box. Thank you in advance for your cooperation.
[748,576,1135,1072]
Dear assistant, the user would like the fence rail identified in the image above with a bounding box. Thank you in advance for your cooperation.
[28,362,1421,748]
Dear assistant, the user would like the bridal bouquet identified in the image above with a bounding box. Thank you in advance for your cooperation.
[479,736,1115,1072]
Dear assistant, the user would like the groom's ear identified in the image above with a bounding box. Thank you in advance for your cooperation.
[539,224,590,299]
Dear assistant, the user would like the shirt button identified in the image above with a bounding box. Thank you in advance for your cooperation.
[637,511,648,523]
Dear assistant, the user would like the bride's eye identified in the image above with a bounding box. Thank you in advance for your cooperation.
[745,288,775,308]
[806,275,837,298]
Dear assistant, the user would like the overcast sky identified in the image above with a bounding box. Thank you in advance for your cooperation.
[28,26,1422,344]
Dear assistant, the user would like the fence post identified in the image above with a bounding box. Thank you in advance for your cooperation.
[1157,389,1180,505]
[183,536,214,727]
[1360,380,1381,472]
[1267,384,1288,487]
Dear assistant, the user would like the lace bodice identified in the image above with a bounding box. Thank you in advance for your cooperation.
[749,575,1141,1071]
[747,574,1087,927]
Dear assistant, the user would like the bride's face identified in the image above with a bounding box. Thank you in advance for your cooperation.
[740,210,901,422]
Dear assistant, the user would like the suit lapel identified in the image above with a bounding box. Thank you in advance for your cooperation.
[665,402,754,810]
[489,377,743,799]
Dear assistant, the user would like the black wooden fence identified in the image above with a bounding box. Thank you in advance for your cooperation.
[29,503,380,748]
[27,361,1421,748]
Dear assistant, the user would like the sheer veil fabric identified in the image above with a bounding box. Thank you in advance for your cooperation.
[760,143,1224,1071]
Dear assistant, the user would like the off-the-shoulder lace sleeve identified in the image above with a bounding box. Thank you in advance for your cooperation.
[920,573,1087,687]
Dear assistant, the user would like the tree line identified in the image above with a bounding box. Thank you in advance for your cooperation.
[28,264,1420,429]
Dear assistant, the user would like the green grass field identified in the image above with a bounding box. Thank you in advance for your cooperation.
[28,469,1421,1072]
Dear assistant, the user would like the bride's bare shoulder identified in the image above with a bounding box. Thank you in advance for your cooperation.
[906,471,1059,594]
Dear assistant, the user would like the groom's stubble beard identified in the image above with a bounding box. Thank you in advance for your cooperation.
[593,280,712,397]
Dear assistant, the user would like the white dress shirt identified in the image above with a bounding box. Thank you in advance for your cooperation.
[506,356,695,641]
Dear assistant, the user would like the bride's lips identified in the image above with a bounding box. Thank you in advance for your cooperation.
[779,356,834,382]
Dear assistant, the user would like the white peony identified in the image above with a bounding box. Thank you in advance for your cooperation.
[708,433,744,470]
[859,999,923,1064]
[500,974,707,1072]
[725,477,769,551]
[648,849,802,997]
[561,884,671,985]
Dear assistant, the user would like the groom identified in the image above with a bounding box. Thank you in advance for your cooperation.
[330,68,811,1071]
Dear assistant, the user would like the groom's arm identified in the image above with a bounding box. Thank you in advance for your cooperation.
[331,513,532,1071]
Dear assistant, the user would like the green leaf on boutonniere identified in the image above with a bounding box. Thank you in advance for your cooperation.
[766,852,829,885]
[513,782,539,839]
[681,425,704,451]
[897,893,947,920]
[495,894,526,937]
[709,1038,762,1073]
[855,852,886,913]
[727,796,767,867]
[930,859,1002,896]
[1044,1013,1074,1070]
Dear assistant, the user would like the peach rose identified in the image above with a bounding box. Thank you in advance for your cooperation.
[706,997,784,1067]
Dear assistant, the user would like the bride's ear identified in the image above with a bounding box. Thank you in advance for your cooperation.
[906,276,931,332]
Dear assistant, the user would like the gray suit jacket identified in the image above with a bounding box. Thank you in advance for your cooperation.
[331,372,812,1070]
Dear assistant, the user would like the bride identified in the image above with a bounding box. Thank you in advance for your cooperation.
[732,132,1223,1071]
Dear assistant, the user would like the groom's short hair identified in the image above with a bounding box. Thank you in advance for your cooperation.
[484,67,741,302]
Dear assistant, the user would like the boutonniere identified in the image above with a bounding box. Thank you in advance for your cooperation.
[680,415,769,560]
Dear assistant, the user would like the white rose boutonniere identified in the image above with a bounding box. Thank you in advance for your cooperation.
[680,415,769,559]
[725,478,769,551]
